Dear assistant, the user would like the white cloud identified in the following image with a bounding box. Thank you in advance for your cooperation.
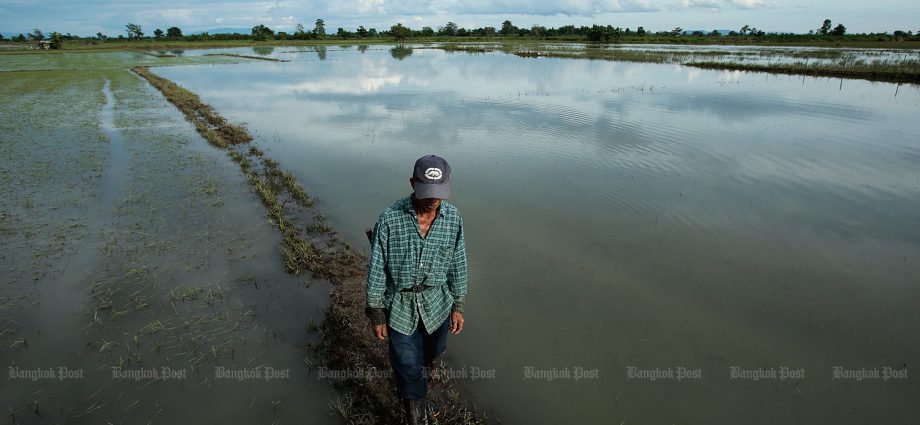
[725,0,774,9]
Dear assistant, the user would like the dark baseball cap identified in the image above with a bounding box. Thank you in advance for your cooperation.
[412,155,451,199]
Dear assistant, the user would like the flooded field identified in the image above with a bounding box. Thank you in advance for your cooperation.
[2,44,919,424]
[0,52,339,424]
[152,45,920,424]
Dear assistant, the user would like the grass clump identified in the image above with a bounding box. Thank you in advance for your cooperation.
[132,66,253,146]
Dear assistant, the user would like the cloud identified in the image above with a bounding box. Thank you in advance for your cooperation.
[676,0,722,9]
[725,0,774,9]
[447,0,661,16]
[674,0,773,10]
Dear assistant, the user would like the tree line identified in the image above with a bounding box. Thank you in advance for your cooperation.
[3,19,919,47]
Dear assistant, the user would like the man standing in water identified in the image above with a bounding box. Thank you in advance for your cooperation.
[365,155,468,425]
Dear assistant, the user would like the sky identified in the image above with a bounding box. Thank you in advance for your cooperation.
[0,0,917,37]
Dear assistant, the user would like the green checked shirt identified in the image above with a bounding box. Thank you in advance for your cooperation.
[365,193,468,336]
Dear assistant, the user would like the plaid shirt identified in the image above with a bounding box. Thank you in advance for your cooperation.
[365,193,468,336]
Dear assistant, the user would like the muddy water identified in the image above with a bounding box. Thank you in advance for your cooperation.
[1,54,338,424]
[154,46,920,424]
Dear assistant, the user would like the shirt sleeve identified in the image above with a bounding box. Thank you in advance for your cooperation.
[365,215,388,325]
[447,215,468,313]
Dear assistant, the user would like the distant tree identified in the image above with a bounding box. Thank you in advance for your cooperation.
[29,28,44,40]
[457,27,470,36]
[15,34,27,42]
[420,26,434,36]
[390,23,411,41]
[0,34,4,42]
[586,25,615,42]
[368,28,378,37]
[125,23,143,39]
[313,19,326,38]
[251,24,274,41]
[49,31,62,49]
[819,19,832,35]
[808,29,815,35]
[710,30,721,36]
[670,27,683,36]
[390,45,412,60]
[167,26,183,38]
[636,26,646,36]
[692,30,705,36]
[483,26,496,36]
[531,25,546,37]
[739,25,751,35]
[153,28,164,38]
[96,32,107,40]
[295,23,305,34]
[501,20,517,36]
[438,22,458,36]
[356,26,369,37]
[832,23,846,36]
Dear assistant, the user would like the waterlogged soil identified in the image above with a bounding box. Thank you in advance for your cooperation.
[0,53,338,424]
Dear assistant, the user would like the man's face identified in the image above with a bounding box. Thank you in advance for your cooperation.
[410,178,442,211]
[417,197,441,211]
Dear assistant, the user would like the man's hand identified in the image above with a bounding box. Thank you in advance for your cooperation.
[374,324,388,340]
[450,311,464,335]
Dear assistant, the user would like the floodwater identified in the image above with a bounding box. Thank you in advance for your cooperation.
[0,53,338,424]
[151,45,920,424]
[154,45,920,424]
[2,44,915,424]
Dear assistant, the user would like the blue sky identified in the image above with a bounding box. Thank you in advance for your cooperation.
[0,0,917,36]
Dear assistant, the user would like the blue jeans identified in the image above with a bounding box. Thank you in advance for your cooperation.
[387,316,450,400]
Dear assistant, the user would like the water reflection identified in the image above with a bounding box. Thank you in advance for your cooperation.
[251,46,275,56]
[389,45,413,60]
[155,47,920,425]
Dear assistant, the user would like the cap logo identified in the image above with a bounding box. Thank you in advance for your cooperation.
[424,168,443,180]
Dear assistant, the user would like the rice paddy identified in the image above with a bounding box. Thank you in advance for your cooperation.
[1,49,490,424]
[0,52,341,424]
[437,42,920,84]
[4,41,916,424]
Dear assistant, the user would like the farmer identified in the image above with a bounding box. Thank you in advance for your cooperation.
[365,154,468,425]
